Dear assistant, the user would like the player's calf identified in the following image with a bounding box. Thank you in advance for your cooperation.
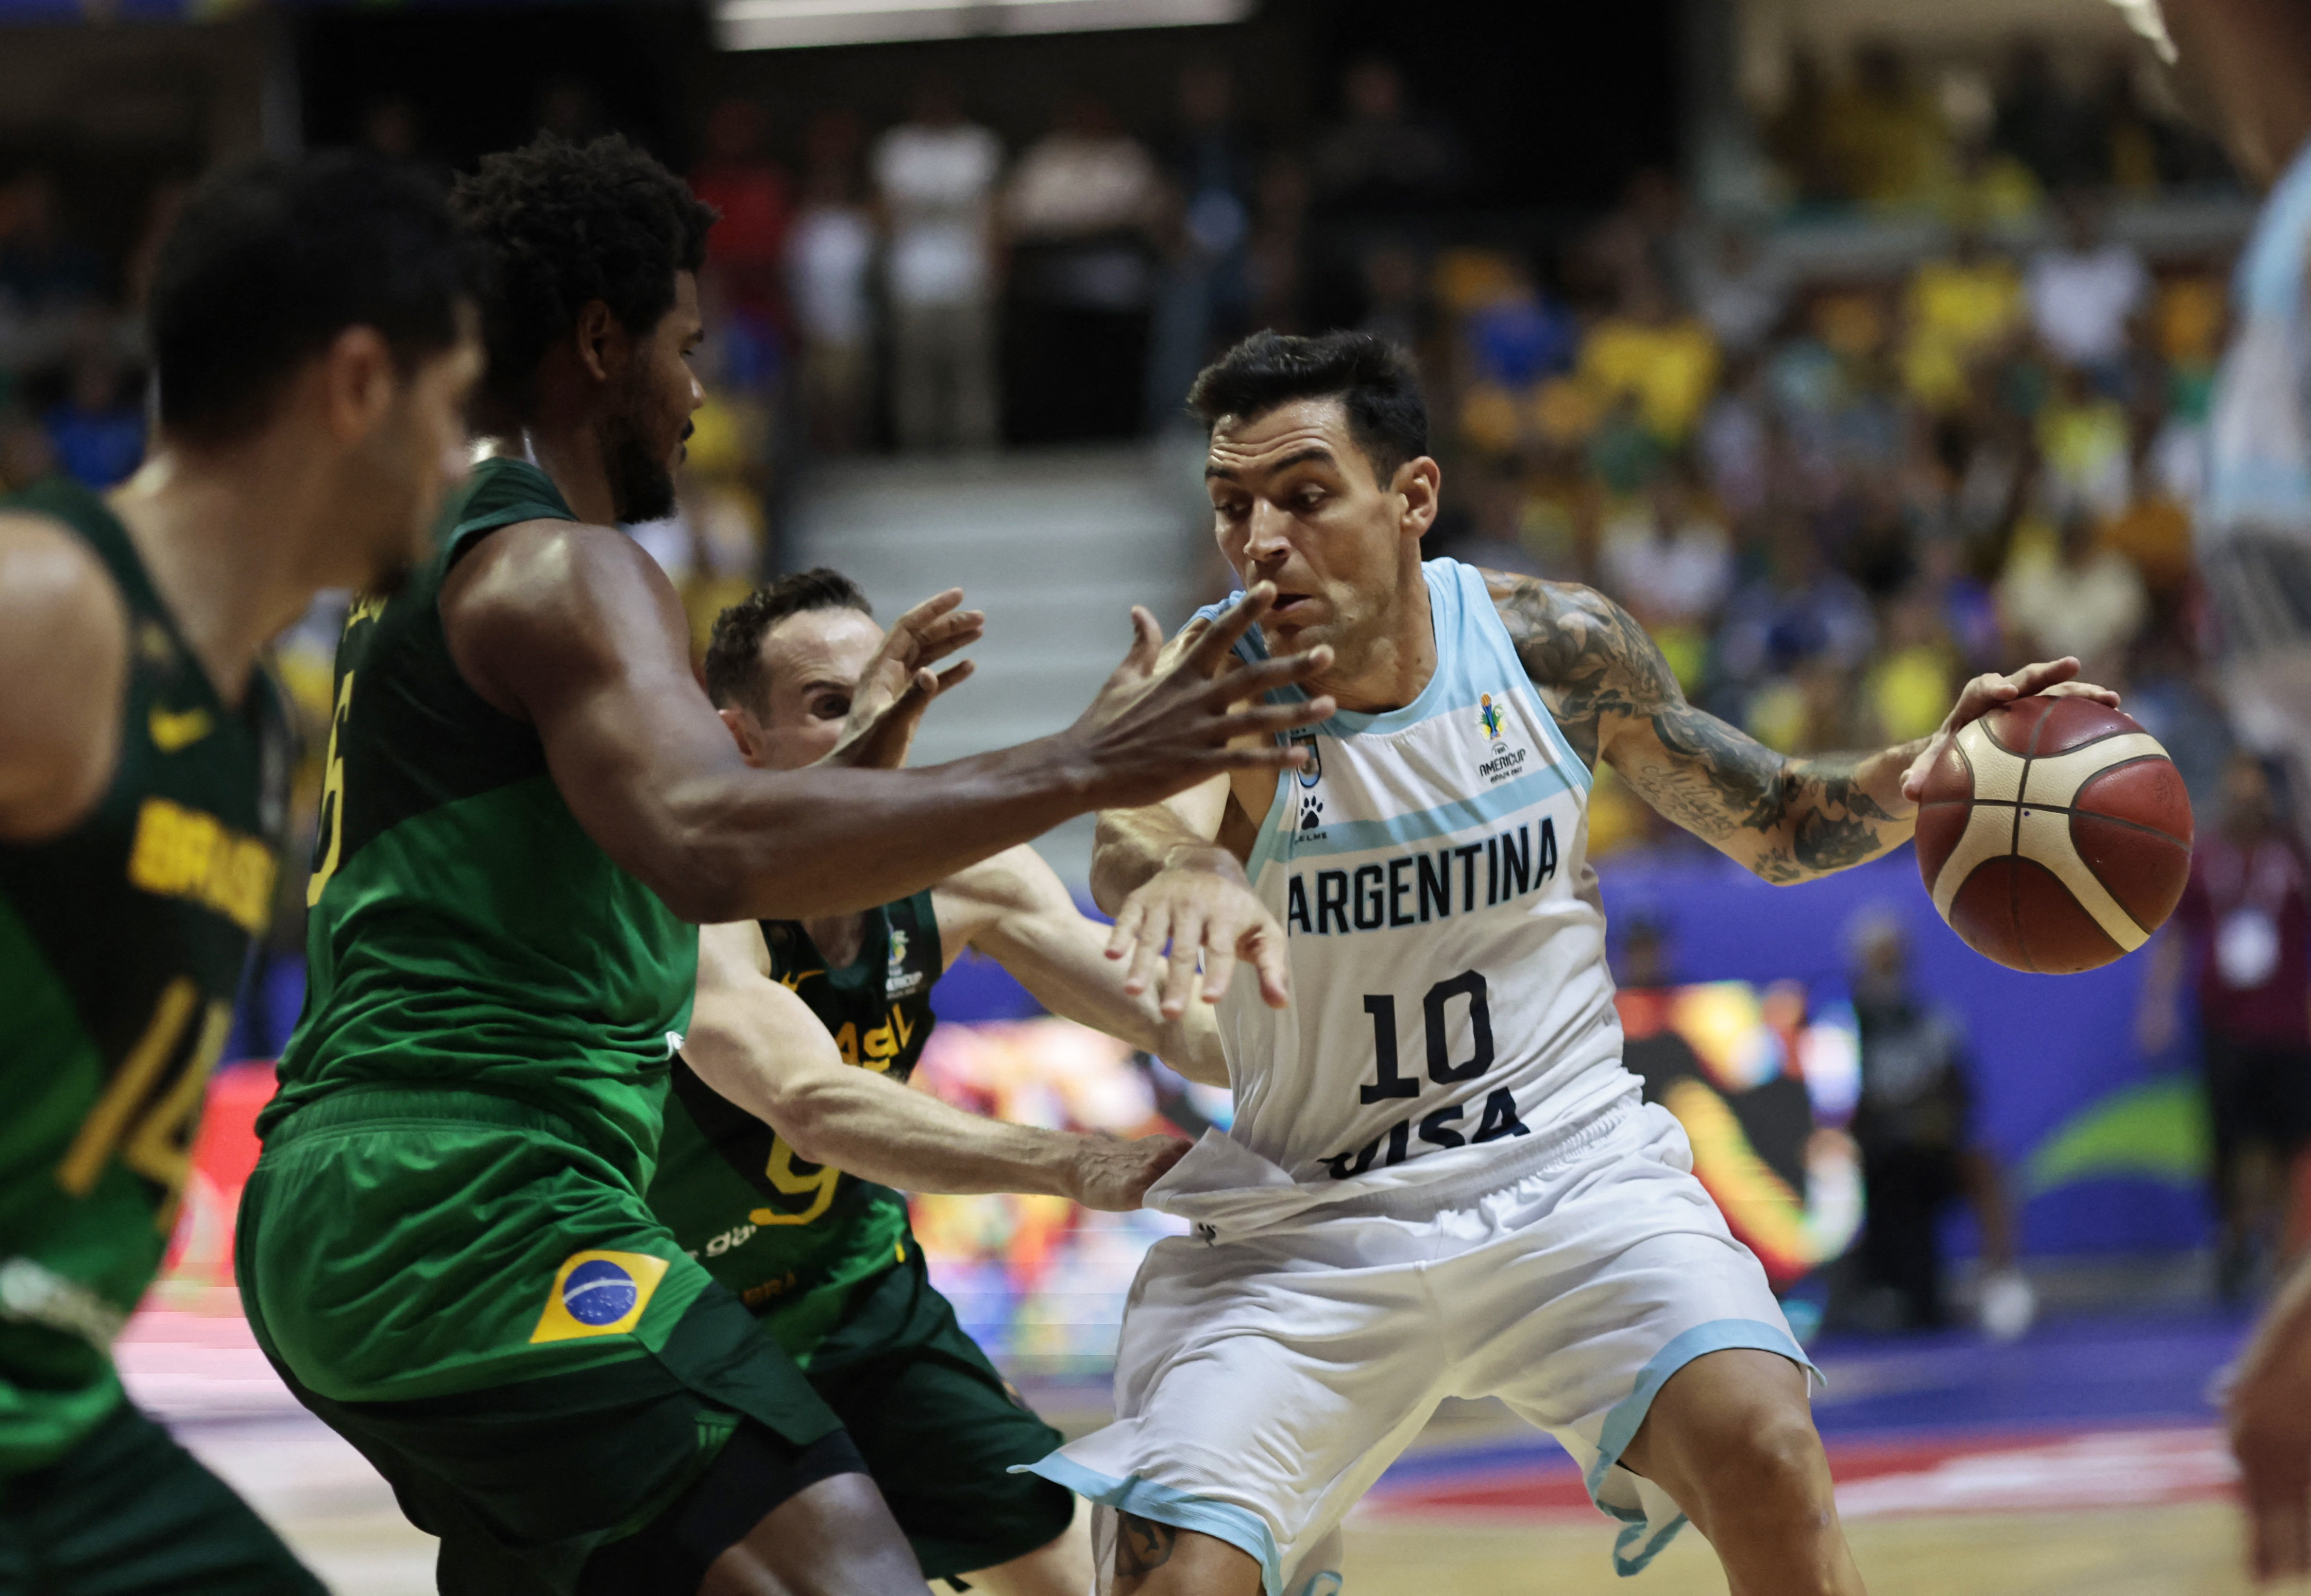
[1620,1348,1865,1596]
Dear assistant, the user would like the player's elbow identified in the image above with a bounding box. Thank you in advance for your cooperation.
[757,1070,846,1164]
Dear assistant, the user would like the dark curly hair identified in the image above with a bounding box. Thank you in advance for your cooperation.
[450,134,717,418]
[152,152,474,445]
[704,569,874,712]
[1186,330,1429,484]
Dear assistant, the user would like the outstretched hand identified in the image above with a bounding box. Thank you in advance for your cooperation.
[1107,862,1294,1016]
[1065,583,1337,810]
[1898,657,2122,805]
[824,588,983,771]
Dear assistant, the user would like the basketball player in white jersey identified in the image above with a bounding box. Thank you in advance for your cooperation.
[1033,331,2114,1596]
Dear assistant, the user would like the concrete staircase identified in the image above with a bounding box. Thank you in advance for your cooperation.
[787,440,1211,890]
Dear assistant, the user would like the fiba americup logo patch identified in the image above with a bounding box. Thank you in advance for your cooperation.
[529,1249,672,1344]
[1475,692,1528,786]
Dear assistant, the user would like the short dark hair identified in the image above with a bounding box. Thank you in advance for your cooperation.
[1186,330,1429,484]
[704,569,874,711]
[451,134,717,418]
[150,152,474,446]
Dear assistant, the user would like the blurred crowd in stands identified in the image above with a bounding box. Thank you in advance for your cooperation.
[0,34,2257,914]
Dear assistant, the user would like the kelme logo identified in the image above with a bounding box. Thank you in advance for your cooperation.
[529,1248,670,1344]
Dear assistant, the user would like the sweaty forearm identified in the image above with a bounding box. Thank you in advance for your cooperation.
[655,737,1096,922]
[737,1058,1092,1197]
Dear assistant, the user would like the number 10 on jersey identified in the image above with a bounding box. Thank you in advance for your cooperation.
[1327,969,1529,1179]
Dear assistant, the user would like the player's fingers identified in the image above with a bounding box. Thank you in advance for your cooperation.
[1162,909,1206,1018]
[1106,895,1147,960]
[908,610,986,668]
[890,589,965,635]
[1124,909,1172,997]
[2009,656,2083,696]
[1208,699,1339,752]
[929,659,976,698]
[1215,644,1334,705]
[1184,583,1277,667]
[1117,606,1165,679]
[1249,921,1293,1008]
[2037,677,2121,706]
[1199,925,1240,1007]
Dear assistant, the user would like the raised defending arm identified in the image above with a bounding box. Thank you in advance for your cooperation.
[441,521,1331,923]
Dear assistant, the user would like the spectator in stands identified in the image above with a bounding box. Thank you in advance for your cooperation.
[875,77,1004,451]
[2143,754,2311,1301]
[1823,42,1949,209]
[1715,515,1876,698]
[1598,472,1734,681]
[1991,37,2091,193]
[1846,915,2033,1339]
[0,170,104,315]
[1308,56,1463,216]
[1146,62,1256,431]
[42,346,142,489]
[1003,92,1162,442]
[690,98,793,324]
[788,110,875,454]
[1688,224,1794,361]
[1996,506,2148,665]
[2026,193,2150,391]
[1578,268,1721,445]
[1245,152,1310,335]
[1900,225,2024,414]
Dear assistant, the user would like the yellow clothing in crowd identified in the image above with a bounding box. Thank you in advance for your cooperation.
[1578,316,1722,443]
[1901,255,2024,411]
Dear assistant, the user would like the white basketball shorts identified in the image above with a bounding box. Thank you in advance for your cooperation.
[1021,1097,1813,1595]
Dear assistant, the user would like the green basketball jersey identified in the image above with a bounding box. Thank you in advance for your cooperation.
[0,478,291,1473]
[646,894,941,1361]
[268,457,696,1191]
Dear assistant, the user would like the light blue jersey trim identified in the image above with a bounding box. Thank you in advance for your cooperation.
[1582,1317,1821,1578]
[1191,561,1590,790]
[1017,1454,1288,1596]
[1285,758,1578,857]
[2239,136,2311,316]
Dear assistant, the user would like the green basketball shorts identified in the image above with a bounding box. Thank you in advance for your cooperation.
[0,1400,323,1595]
[237,1088,847,1593]
[804,1245,1073,1581]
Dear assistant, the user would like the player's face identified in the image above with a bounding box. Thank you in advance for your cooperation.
[604,271,706,524]
[743,608,887,770]
[348,317,484,593]
[1205,397,1432,663]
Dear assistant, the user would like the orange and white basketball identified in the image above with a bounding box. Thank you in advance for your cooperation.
[1914,696,2194,974]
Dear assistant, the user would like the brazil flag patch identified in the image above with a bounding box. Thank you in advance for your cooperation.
[530,1249,671,1344]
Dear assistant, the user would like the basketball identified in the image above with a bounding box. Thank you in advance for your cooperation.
[1915,696,2195,974]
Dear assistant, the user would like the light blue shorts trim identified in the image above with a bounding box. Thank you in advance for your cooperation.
[1017,1452,1288,1596]
[1582,1316,1822,1576]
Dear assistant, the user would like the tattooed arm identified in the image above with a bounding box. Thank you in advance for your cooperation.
[1485,571,2116,884]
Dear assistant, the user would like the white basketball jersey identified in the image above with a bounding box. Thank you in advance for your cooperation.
[1200,559,1637,1190]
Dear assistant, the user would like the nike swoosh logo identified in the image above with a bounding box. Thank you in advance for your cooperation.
[149,706,214,753]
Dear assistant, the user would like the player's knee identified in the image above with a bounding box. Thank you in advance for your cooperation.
[1712,1405,1830,1514]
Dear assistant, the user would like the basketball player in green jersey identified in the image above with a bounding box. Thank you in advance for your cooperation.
[235,134,1329,1596]
[643,568,1229,1596]
[0,154,479,1593]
